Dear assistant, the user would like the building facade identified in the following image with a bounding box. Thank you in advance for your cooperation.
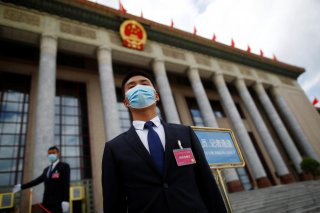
[0,0,320,212]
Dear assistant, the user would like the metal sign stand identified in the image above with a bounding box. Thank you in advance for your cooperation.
[214,169,233,213]
[191,127,247,213]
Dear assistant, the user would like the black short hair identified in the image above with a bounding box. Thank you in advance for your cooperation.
[48,146,60,152]
[121,70,155,98]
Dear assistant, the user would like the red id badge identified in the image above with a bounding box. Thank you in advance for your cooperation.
[52,172,60,179]
[173,148,196,166]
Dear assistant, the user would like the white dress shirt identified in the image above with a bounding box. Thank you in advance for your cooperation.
[133,116,166,152]
[51,159,60,170]
[47,159,59,177]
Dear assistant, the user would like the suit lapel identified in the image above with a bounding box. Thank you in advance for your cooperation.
[125,123,179,177]
[46,162,60,180]
[163,122,177,178]
[53,162,60,172]
[124,126,161,175]
[45,165,50,179]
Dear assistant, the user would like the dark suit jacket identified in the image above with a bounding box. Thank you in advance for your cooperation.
[21,161,70,205]
[102,122,227,213]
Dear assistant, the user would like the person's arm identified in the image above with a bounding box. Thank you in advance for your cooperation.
[61,163,70,213]
[189,127,227,213]
[102,143,126,213]
[21,171,45,190]
[62,163,70,202]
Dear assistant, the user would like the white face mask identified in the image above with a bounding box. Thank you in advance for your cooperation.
[48,154,58,163]
[125,85,156,109]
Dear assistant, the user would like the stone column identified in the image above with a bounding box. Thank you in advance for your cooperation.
[187,67,218,127]
[213,73,271,187]
[33,33,58,200]
[188,68,242,191]
[235,78,293,183]
[253,83,303,173]
[97,46,121,140]
[271,86,320,161]
[152,59,180,124]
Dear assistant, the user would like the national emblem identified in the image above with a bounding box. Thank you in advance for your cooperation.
[120,20,147,51]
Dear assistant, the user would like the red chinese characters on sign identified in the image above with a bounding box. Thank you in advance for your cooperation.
[120,20,147,51]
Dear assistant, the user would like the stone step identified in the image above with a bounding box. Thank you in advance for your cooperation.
[233,197,317,213]
[230,190,320,208]
[297,204,320,213]
[230,190,317,206]
[230,188,312,201]
[228,180,320,213]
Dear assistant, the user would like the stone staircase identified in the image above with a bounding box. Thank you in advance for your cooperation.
[229,180,320,213]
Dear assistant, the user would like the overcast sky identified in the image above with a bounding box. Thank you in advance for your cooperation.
[93,0,320,105]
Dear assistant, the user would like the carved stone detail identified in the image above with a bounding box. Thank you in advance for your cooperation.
[257,71,270,80]
[162,46,185,60]
[239,66,252,76]
[60,22,96,39]
[279,76,295,86]
[109,33,122,45]
[218,60,233,73]
[194,55,210,66]
[3,8,40,26]
[143,43,152,53]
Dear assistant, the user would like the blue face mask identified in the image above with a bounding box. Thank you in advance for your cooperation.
[126,85,156,109]
[48,154,58,163]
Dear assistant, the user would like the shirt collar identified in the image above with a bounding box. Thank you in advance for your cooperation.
[51,159,60,169]
[133,116,161,130]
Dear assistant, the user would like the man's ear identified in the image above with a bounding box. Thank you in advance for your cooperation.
[123,98,130,108]
[155,91,160,102]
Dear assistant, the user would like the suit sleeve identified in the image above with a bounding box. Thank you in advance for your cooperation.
[102,143,126,213]
[21,170,45,190]
[62,163,70,202]
[189,127,227,213]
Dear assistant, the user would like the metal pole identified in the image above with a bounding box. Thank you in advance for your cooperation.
[215,169,233,213]
[70,187,73,213]
[29,189,33,213]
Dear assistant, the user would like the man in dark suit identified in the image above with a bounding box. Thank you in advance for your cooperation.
[102,71,227,213]
[13,146,70,213]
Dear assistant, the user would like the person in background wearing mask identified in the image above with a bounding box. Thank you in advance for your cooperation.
[13,146,70,213]
[102,71,227,213]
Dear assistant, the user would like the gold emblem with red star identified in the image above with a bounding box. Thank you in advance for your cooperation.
[120,20,147,51]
